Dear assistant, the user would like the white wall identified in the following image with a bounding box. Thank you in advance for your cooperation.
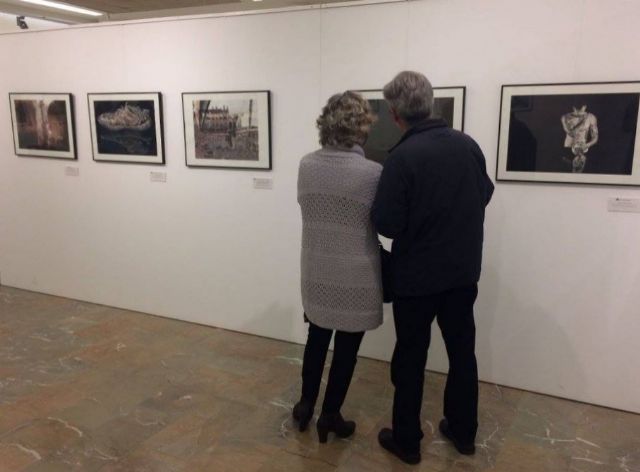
[1,0,639,413]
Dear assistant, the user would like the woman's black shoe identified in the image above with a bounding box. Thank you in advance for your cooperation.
[292,400,314,432]
[378,428,421,465]
[316,412,356,443]
[439,419,476,455]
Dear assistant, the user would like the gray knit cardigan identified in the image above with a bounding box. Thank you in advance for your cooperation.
[298,145,384,332]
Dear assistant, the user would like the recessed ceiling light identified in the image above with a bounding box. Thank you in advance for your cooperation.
[20,0,103,17]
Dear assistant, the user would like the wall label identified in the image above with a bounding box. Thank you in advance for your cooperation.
[65,166,79,177]
[150,172,167,183]
[253,177,273,190]
[608,197,640,213]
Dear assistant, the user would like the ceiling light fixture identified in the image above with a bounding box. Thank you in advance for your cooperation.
[20,0,103,17]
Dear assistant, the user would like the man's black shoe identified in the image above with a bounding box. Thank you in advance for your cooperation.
[439,419,476,455]
[378,428,421,465]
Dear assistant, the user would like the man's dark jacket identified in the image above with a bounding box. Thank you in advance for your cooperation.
[372,119,494,298]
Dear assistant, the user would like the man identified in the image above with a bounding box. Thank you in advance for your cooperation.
[372,71,494,465]
[561,105,598,173]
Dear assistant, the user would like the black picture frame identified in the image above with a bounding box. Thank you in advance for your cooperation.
[497,81,640,187]
[9,92,77,160]
[182,90,272,171]
[88,92,165,165]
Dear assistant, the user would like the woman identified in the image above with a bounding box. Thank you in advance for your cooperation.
[294,91,383,443]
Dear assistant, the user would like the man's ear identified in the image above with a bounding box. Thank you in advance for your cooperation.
[389,107,409,131]
[390,107,401,125]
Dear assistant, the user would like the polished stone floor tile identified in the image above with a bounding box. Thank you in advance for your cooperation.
[0,286,639,471]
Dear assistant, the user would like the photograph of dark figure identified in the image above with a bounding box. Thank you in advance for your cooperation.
[499,83,640,185]
[364,97,403,164]
[93,101,158,156]
[433,97,455,128]
[362,89,464,164]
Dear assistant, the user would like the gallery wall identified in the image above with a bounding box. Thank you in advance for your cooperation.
[1,0,639,413]
[0,12,61,33]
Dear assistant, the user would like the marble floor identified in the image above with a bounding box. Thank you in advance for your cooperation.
[0,286,638,472]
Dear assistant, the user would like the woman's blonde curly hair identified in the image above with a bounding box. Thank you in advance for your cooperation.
[317,91,375,148]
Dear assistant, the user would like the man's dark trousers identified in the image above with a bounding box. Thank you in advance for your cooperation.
[391,284,479,453]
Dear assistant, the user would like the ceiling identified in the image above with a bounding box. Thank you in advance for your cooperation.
[0,0,362,25]
[60,0,244,14]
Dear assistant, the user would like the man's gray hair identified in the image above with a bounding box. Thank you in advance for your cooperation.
[383,71,434,125]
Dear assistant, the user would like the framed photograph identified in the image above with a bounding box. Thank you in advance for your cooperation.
[88,93,164,164]
[359,87,465,164]
[182,91,272,170]
[9,93,76,159]
[497,82,640,186]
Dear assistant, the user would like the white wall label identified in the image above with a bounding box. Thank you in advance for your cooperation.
[65,166,79,177]
[253,177,273,190]
[150,172,167,183]
[608,197,640,213]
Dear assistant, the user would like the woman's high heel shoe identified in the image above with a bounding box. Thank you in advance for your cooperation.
[316,412,356,443]
[292,399,314,432]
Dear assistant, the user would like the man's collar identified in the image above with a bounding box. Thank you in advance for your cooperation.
[390,118,448,152]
